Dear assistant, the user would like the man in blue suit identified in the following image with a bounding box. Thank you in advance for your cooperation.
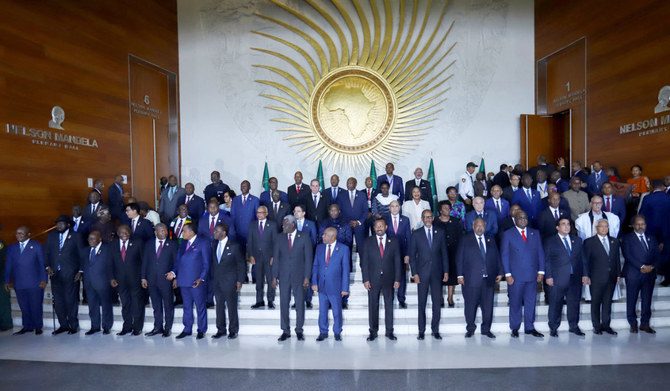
[141,223,177,337]
[167,223,210,339]
[108,174,127,223]
[409,210,449,340]
[324,174,346,207]
[377,162,404,204]
[544,217,585,337]
[622,216,660,334]
[512,174,543,228]
[231,180,259,262]
[465,197,498,236]
[184,183,205,227]
[259,177,289,205]
[312,227,350,341]
[318,204,353,308]
[485,185,510,223]
[456,218,503,338]
[80,231,113,335]
[385,200,411,308]
[3,226,47,335]
[550,171,570,194]
[501,211,545,338]
[294,204,317,308]
[338,178,369,263]
[639,181,670,244]
[601,182,626,223]
[586,161,607,196]
[125,203,155,243]
[198,200,236,242]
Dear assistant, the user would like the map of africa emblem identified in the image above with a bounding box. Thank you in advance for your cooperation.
[254,0,455,171]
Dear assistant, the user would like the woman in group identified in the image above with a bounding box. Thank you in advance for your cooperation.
[402,186,431,231]
[445,186,466,224]
[473,171,490,198]
[372,181,398,221]
[626,164,650,217]
[433,201,463,307]
[220,189,236,214]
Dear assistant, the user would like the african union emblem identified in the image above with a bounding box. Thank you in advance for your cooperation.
[254,0,455,171]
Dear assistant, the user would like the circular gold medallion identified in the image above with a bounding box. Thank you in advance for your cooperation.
[310,66,397,154]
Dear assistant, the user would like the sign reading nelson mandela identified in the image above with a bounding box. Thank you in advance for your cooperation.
[4,106,99,150]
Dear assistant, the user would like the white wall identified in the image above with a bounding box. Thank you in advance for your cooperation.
[178,0,534,198]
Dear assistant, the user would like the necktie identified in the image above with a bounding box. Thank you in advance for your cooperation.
[186,241,191,251]
[296,185,300,195]
[175,219,183,238]
[562,236,571,253]
[596,172,600,182]
[121,240,127,262]
[288,234,293,251]
[605,197,611,212]
[326,244,331,265]
[186,195,191,205]
[74,218,79,231]
[496,200,501,214]
[521,229,527,243]
[89,247,95,262]
[157,240,164,258]
[168,187,173,200]
[332,188,337,200]
[217,242,223,263]
[478,213,483,219]
[298,220,303,231]
[478,236,486,258]
[639,235,649,252]
[554,209,559,221]
[379,237,384,258]
[274,203,279,216]
[91,204,95,214]
[259,221,264,237]
[526,189,532,201]
[427,229,433,248]
[367,189,371,199]
[314,195,318,207]
[393,216,398,234]
[210,216,215,234]
[59,233,64,251]
[602,237,610,255]
[20,242,25,254]
[132,219,136,233]
[243,196,246,206]
[350,191,355,207]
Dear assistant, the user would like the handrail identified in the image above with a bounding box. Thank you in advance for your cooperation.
[31,225,56,240]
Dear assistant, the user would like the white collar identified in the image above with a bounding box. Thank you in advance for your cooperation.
[91,242,102,252]
[558,233,570,240]
[156,238,166,246]
[259,219,266,225]
[376,234,387,242]
[20,239,30,246]
[597,234,608,240]
[219,237,229,248]
[59,229,69,238]
[188,235,197,245]
[209,213,219,220]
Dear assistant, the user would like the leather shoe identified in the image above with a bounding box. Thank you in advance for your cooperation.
[228,332,238,339]
[278,333,291,341]
[511,329,519,338]
[268,302,275,309]
[417,332,425,340]
[334,334,342,341]
[251,302,265,309]
[213,331,227,339]
[525,329,544,338]
[593,329,603,335]
[482,331,496,339]
[196,332,205,339]
[52,327,69,335]
[117,329,131,336]
[35,329,43,335]
[85,329,100,335]
[603,327,617,335]
[465,331,474,338]
[399,302,407,309]
[630,325,639,333]
[13,328,33,335]
[569,328,585,336]
[176,332,191,339]
[103,329,110,335]
[132,330,141,336]
[206,302,215,309]
[316,334,328,341]
[386,333,397,341]
[145,329,164,337]
[296,332,304,341]
[640,325,656,334]
[306,302,313,309]
[550,330,558,337]
[366,333,377,341]
[432,332,442,340]
[162,331,171,338]
[342,304,348,310]
[67,329,79,335]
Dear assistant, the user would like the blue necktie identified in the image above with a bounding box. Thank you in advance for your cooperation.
[526,189,532,201]
[89,247,96,263]
[427,229,433,248]
[217,243,223,263]
[478,236,487,277]
[639,235,649,252]
[59,233,64,251]
[298,220,303,231]
[20,242,25,254]
[563,236,573,274]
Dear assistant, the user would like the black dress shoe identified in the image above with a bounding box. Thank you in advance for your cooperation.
[316,334,328,341]
[13,328,33,335]
[291,303,296,309]
[511,329,519,338]
[196,332,205,339]
[306,302,313,309]
[630,325,639,333]
[465,331,474,338]
[640,325,656,334]
[85,329,100,335]
[278,333,291,341]
[366,334,377,341]
[103,329,110,335]
[525,329,544,338]
[550,330,558,337]
[296,332,304,341]
[35,329,43,335]
[251,302,265,309]
[482,331,496,339]
[268,302,275,309]
[334,334,342,341]
[569,328,585,336]
[228,332,238,339]
[206,302,215,309]
[593,329,603,335]
[176,332,191,339]
[252,278,257,284]
[132,330,141,336]
[432,332,442,340]
[67,329,79,335]
[145,329,164,337]
[386,333,397,341]
[52,327,69,335]
[399,302,407,309]
[117,329,131,336]
[417,332,425,340]
[661,279,670,287]
[342,304,348,310]
[602,327,617,335]
[212,331,227,339]
[162,331,171,338]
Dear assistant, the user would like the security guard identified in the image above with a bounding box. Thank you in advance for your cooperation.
[459,162,478,211]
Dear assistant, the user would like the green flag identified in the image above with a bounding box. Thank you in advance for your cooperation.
[370,160,377,188]
[317,160,324,190]
[262,162,270,192]
[479,155,486,173]
[428,158,438,214]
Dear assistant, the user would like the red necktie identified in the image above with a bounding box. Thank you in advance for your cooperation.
[379,237,384,258]
[210,216,215,234]
[521,229,527,243]
[157,240,164,258]
[296,185,300,195]
[326,244,331,265]
[606,197,611,212]
[393,216,398,234]
[288,234,293,251]
[121,240,127,262]
[186,195,191,205]
[367,189,371,199]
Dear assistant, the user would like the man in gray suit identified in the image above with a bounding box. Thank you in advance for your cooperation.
[247,206,278,308]
[158,175,186,224]
[272,215,313,341]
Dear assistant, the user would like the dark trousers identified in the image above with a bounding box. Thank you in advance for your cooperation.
[626,273,655,327]
[281,282,305,334]
[84,282,113,331]
[396,263,407,303]
[590,279,616,330]
[463,280,494,333]
[254,257,275,304]
[214,282,239,334]
[417,276,442,333]
[118,281,145,333]
[148,280,174,331]
[368,282,394,335]
[303,286,313,304]
[547,276,582,332]
[180,284,207,333]
[15,288,44,330]
[51,274,80,331]
[508,280,537,331]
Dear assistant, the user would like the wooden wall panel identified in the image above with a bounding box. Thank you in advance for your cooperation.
[535,0,670,180]
[0,0,178,243]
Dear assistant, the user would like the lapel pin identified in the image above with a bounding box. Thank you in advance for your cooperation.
[129,243,133,247]
[335,247,339,251]
[68,235,71,240]
[387,239,391,243]
[166,243,169,246]
[487,238,491,242]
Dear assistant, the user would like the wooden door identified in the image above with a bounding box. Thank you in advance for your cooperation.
[520,111,571,170]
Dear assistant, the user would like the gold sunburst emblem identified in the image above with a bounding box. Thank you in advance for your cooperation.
[253,0,455,171]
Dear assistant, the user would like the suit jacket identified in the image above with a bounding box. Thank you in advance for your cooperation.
[543,234,583,286]
[541,196,570,211]
[621,232,660,279]
[324,187,346,208]
[197,212,236,242]
[493,171,511,189]
[3,240,47,289]
[80,244,113,290]
[173,237,210,288]
[587,171,608,196]
[485,197,510,222]
[306,192,329,224]
[203,182,230,204]
[601,194,626,224]
[266,200,291,230]
[571,169,589,185]
[158,186,186,222]
[456,233,502,287]
[363,187,379,211]
[555,178,570,193]
[141,239,177,286]
[582,235,621,284]
[385,214,412,257]
[501,186,519,204]
[108,183,125,221]
[272,232,313,285]
[408,227,449,280]
[83,202,106,221]
[361,235,401,287]
[639,191,670,242]
[575,211,620,240]
[259,190,289,205]
[129,217,155,242]
[537,206,571,239]
[318,218,353,247]
[210,239,246,287]
[287,183,311,210]
[404,179,433,209]
[231,194,260,241]
[338,189,368,224]
[500,227,545,282]
[110,238,143,284]
[246,219,277,262]
[377,174,404,202]
[464,210,498,236]
[311,242,350,295]
[44,230,82,277]
[512,187,543,226]
[185,194,205,226]
[296,218,318,246]
[528,163,556,182]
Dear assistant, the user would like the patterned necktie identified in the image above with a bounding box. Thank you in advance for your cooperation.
[639,235,649,252]
[175,219,183,238]
[121,240,127,262]
[526,189,532,201]
[427,229,433,248]
[157,240,164,258]
[379,236,384,258]
[521,229,527,243]
[326,244,331,265]
[59,233,64,251]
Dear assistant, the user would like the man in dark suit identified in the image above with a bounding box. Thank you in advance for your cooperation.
[141,223,177,337]
[582,219,621,335]
[409,210,449,340]
[3,226,47,335]
[324,174,346,207]
[512,174,543,228]
[361,219,401,341]
[89,179,105,203]
[502,174,520,204]
[184,183,205,227]
[306,179,328,225]
[312,227,350,341]
[45,215,82,334]
[571,161,589,185]
[125,203,155,243]
[83,190,105,222]
[501,211,545,338]
[550,170,570,194]
[363,176,378,212]
[493,164,511,189]
[338,177,369,263]
[544,217,585,336]
[601,182,626,223]
[294,204,317,308]
[485,185,510,223]
[465,197,498,236]
[247,206,277,308]
[266,189,291,230]
[231,180,260,255]
[272,215,313,341]
[528,155,556,182]
[108,175,127,223]
[158,175,186,224]
[456,218,503,338]
[259,177,289,205]
[198,200,236,242]
[287,171,310,210]
[586,161,607,196]
[538,192,572,239]
[622,216,660,334]
[110,225,145,336]
[167,223,210,339]
[80,230,113,335]
[377,162,404,203]
[640,181,670,244]
[211,223,245,339]
[385,200,411,308]
[404,167,433,210]
[203,170,230,205]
